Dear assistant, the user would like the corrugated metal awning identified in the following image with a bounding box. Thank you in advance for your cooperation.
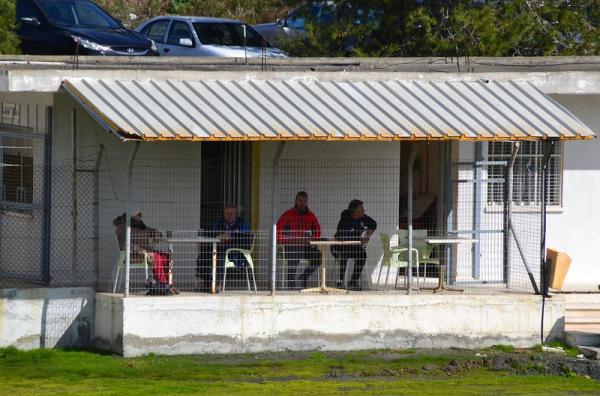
[61,77,595,141]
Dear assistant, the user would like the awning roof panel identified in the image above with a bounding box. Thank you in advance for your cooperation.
[61,77,595,141]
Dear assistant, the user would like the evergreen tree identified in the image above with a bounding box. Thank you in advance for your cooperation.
[0,0,19,54]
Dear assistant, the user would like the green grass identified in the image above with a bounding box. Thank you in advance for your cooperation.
[0,347,599,395]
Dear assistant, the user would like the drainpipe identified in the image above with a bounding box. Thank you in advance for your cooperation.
[271,142,285,295]
[407,144,418,294]
[124,141,140,297]
[540,140,556,297]
[540,139,556,344]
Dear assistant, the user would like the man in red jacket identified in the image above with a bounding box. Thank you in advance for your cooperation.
[277,191,322,289]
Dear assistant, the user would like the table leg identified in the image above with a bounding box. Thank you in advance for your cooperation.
[301,245,347,294]
[211,242,217,294]
[433,263,464,293]
[320,246,327,291]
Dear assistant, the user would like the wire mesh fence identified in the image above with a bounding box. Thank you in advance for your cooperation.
[0,139,549,296]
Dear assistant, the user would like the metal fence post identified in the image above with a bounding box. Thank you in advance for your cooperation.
[270,142,285,295]
[124,141,140,297]
[407,144,418,294]
[271,224,277,294]
[503,142,520,286]
[41,106,53,285]
[472,142,483,280]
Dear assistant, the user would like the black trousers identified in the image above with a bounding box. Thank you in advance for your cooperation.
[335,245,367,285]
[284,244,321,284]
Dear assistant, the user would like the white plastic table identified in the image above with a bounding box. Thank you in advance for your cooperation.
[166,237,220,294]
[424,236,477,293]
[301,239,362,294]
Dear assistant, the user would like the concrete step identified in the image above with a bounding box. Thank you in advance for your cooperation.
[566,315,600,324]
[579,346,600,360]
[566,305,600,311]
[565,331,600,348]
[565,323,600,333]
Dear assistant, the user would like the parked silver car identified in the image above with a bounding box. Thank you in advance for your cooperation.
[135,16,287,58]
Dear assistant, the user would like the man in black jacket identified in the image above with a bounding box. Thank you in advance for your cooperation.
[332,199,377,291]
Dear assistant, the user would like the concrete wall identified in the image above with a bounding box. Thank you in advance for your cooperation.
[94,293,564,357]
[0,287,94,349]
[93,293,123,354]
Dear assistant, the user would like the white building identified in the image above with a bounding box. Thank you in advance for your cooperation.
[0,57,598,354]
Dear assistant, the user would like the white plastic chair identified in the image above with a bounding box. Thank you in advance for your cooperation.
[113,250,150,293]
[377,233,420,290]
[222,234,257,292]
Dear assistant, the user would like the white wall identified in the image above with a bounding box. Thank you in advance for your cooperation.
[548,95,600,291]
[455,95,600,291]
[258,142,402,287]
[51,93,203,290]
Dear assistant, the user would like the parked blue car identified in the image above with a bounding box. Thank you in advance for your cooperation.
[16,0,158,56]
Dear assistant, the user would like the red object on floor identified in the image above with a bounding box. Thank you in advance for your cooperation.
[152,251,170,284]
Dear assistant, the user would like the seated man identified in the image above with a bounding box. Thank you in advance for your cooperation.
[277,191,322,289]
[197,205,251,291]
[332,199,377,291]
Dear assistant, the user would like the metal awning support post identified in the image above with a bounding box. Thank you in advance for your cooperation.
[93,145,105,289]
[41,106,53,285]
[271,142,285,295]
[124,141,140,297]
[407,144,418,295]
[472,142,483,279]
[503,142,520,286]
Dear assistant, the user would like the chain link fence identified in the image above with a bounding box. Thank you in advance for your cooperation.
[0,139,549,296]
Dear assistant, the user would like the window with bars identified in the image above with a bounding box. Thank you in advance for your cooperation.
[487,141,563,207]
[2,137,34,205]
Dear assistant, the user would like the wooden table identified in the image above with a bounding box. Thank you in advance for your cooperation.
[301,239,362,294]
[424,236,477,293]
[166,237,220,294]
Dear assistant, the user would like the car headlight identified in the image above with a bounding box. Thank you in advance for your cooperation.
[71,35,111,53]
[150,39,158,53]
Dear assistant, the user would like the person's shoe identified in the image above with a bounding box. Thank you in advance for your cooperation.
[336,281,346,289]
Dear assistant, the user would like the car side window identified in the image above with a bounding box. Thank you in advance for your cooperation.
[145,20,170,43]
[16,0,42,20]
[167,21,194,46]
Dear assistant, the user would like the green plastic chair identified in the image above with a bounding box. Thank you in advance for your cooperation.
[398,229,441,284]
[222,234,257,292]
[377,233,420,291]
[113,250,150,293]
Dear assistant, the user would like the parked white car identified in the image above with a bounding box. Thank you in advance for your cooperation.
[135,16,287,58]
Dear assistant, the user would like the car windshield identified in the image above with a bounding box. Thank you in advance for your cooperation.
[36,0,120,28]
[193,23,271,48]
[287,4,334,29]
